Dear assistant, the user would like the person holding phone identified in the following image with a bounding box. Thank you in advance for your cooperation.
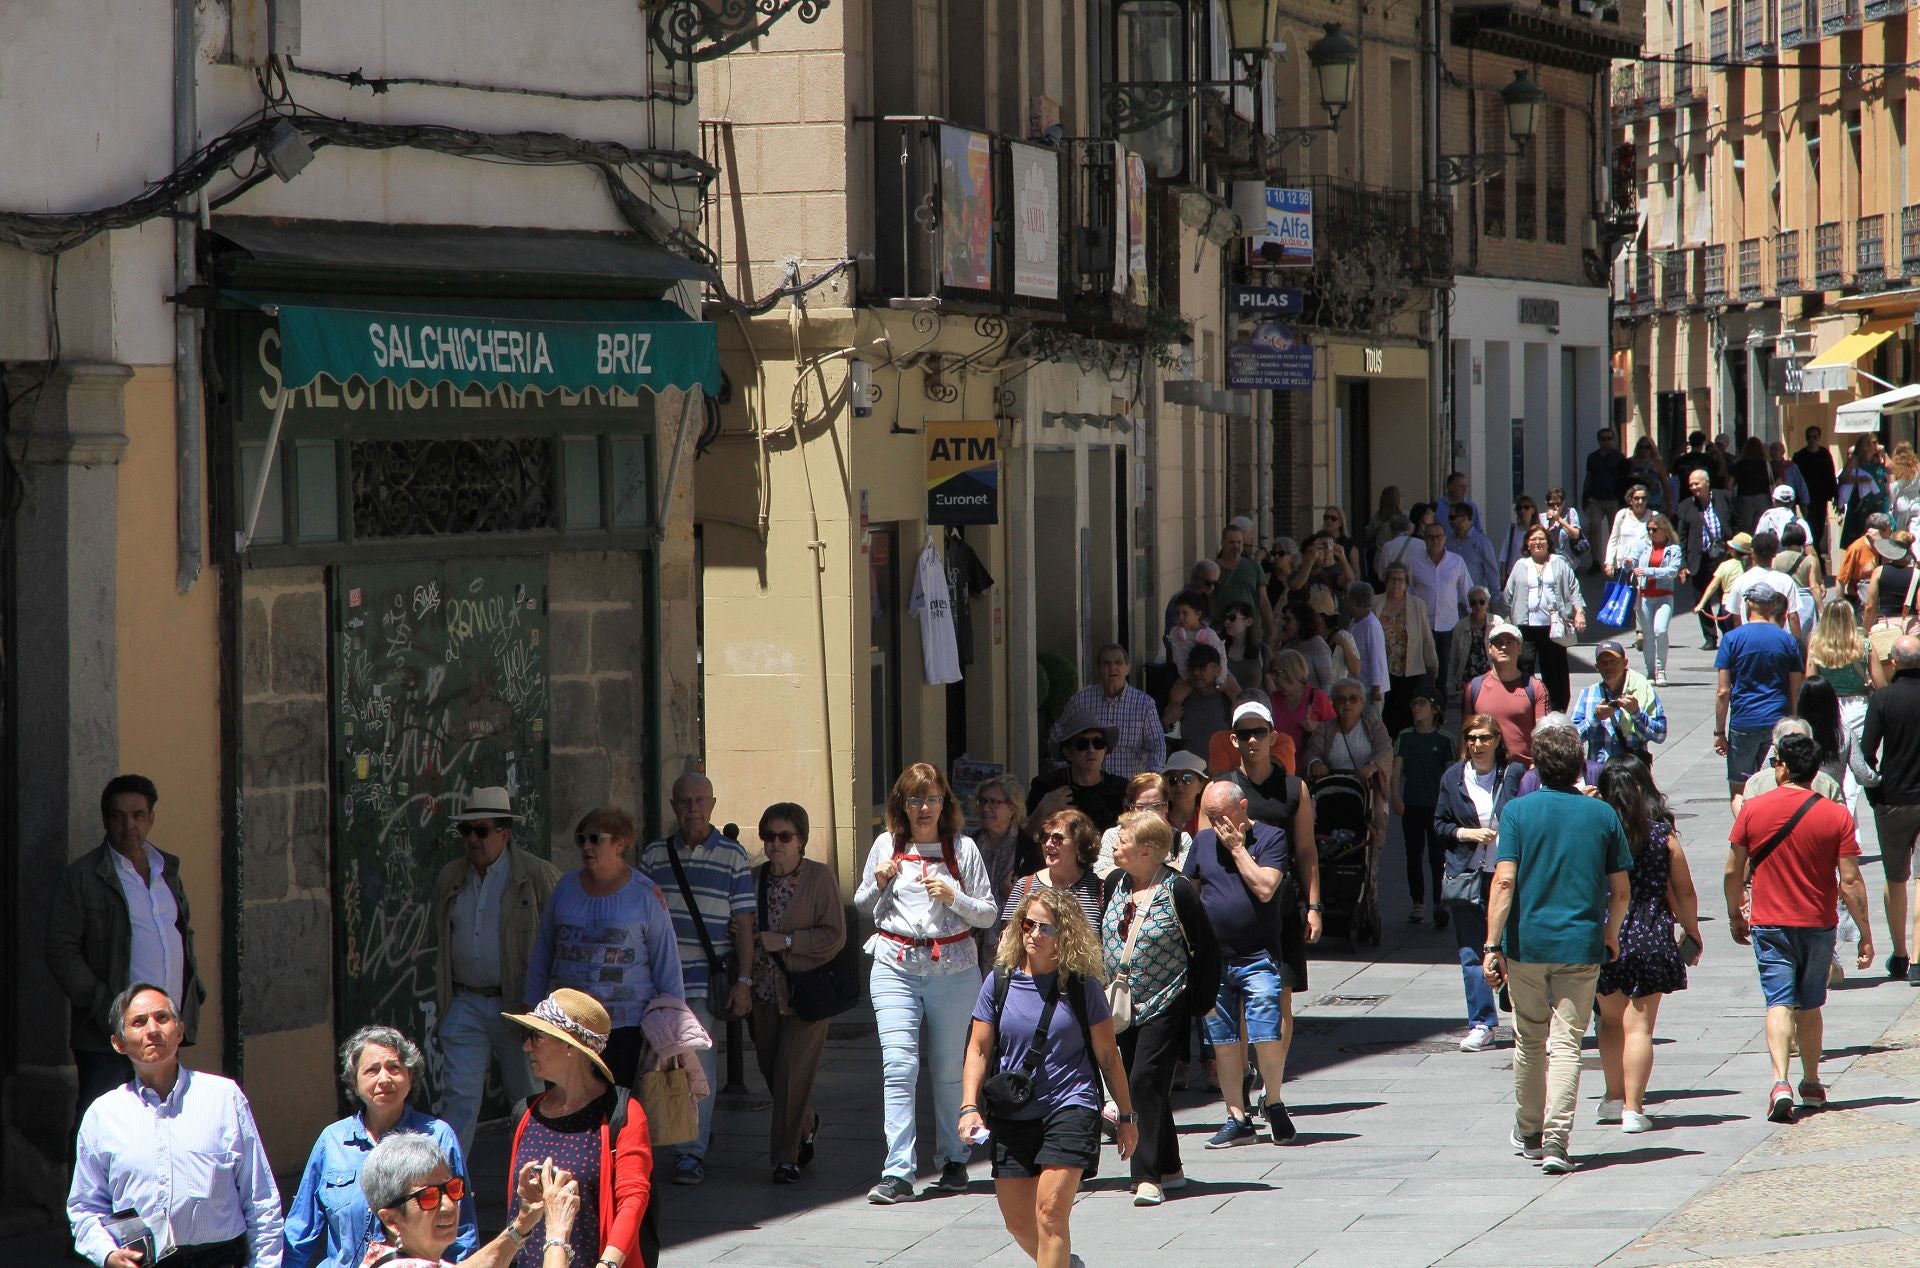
[1591,754,1701,1136]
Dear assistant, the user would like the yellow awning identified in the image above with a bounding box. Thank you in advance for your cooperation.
[1805,317,1909,368]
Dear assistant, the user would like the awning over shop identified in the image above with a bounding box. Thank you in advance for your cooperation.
[1801,317,1909,393]
[224,290,720,397]
[1835,383,1920,434]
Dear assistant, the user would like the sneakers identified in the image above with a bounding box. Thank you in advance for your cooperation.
[673,1155,705,1186]
[1621,1110,1654,1134]
[1509,1126,1545,1162]
[1909,961,1920,986]
[1888,954,1911,981]
[1539,1146,1575,1175]
[798,1112,820,1168]
[868,1175,917,1204]
[1409,902,1426,924]
[1596,1098,1624,1124]
[1654,672,1669,687]
[1798,1080,1828,1110]
[1205,1114,1260,1148]
[1161,1169,1187,1190]
[935,1161,970,1192]
[1460,1025,1495,1052]
[1265,1100,1298,1144]
[772,1163,801,1184]
[1767,1081,1797,1123]
[1133,1182,1165,1206]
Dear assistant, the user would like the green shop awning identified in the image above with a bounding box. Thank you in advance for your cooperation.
[224,291,721,397]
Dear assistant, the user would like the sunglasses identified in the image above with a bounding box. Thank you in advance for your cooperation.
[1466,733,1497,743]
[1020,918,1059,938]
[978,796,1011,809]
[399,1176,466,1211]
[574,832,612,846]
[1067,735,1109,752]
[1165,771,1200,785]
[906,795,945,809]
[1042,830,1071,844]
[760,830,800,844]
[1470,598,1489,607]
[456,824,498,839]
[1234,728,1272,742]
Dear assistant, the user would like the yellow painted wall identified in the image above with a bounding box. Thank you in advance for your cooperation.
[113,367,226,1076]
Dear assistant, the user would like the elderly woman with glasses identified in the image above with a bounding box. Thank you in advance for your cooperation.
[1095,773,1193,879]
[1434,714,1528,1053]
[973,774,1029,948]
[1374,561,1440,738]
[284,1027,477,1267]
[747,803,848,1184]
[524,807,686,1087]
[856,763,999,1205]
[1504,523,1586,711]
[1444,587,1496,704]
[353,1132,576,1268]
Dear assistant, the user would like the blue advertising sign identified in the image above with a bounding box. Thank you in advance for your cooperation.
[1228,322,1314,391]
[1250,187,1314,266]
[1228,285,1305,315]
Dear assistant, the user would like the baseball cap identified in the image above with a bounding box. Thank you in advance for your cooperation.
[1745,582,1781,605]
[1594,640,1627,660]
[1772,484,1796,504]
[1232,700,1275,728]
[1487,619,1524,644]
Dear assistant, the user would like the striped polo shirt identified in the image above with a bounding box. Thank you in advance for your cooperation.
[640,830,756,999]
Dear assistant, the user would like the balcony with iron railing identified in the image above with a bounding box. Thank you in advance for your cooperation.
[1673,47,1696,100]
[1821,0,1862,33]
[1661,250,1690,310]
[1857,213,1887,286]
[1612,74,1637,120]
[1702,244,1727,303]
[1709,10,1731,62]
[1738,238,1762,297]
[1904,207,1920,275]
[1296,177,1453,330]
[1742,0,1775,53]
[1633,250,1655,313]
[1781,0,1811,42]
[1865,0,1908,20]
[1815,220,1846,287]
[1776,230,1802,292]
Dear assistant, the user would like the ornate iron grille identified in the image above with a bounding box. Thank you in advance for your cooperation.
[350,438,558,539]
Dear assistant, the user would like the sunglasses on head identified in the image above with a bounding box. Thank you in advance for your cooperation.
[760,830,800,844]
[456,823,498,839]
[1021,917,1059,938]
[1067,735,1109,752]
[399,1176,466,1211]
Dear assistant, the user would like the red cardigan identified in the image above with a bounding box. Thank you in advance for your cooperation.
[509,1089,654,1264]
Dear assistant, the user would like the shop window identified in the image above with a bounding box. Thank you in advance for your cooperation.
[294,440,339,544]
[349,437,558,539]
[240,443,286,545]
[562,437,603,530]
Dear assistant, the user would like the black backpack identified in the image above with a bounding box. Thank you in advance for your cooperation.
[986,966,1097,1082]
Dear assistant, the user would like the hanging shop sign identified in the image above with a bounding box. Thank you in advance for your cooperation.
[927,420,1000,524]
[1127,151,1150,300]
[1249,187,1313,267]
[1010,142,1061,301]
[1228,285,1304,315]
[1227,321,1315,391]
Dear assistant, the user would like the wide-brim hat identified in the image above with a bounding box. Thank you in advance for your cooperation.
[1053,703,1119,757]
[504,989,616,1084]
[1726,532,1753,556]
[448,786,524,822]
[1162,750,1210,777]
[1875,535,1911,562]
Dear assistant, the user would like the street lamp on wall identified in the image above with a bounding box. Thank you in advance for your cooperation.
[1438,69,1545,186]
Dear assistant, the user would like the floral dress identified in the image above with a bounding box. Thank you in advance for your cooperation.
[1099,873,1189,1025]
[1595,819,1686,998]
[751,870,800,1006]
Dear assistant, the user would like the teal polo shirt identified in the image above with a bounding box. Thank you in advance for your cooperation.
[1494,788,1633,964]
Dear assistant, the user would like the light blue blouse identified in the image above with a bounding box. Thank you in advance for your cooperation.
[281,1107,477,1268]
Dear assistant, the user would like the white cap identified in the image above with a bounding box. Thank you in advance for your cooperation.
[1232,700,1275,728]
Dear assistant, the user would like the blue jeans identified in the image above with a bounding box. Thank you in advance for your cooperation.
[437,989,541,1158]
[871,959,978,1180]
[1752,925,1838,1010]
[1638,592,1673,678]
[675,995,725,1160]
[1447,878,1500,1030]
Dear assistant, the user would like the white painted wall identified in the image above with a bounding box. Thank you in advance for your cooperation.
[0,0,695,364]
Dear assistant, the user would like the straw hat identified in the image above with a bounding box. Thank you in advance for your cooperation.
[505,989,615,1083]
[449,786,525,823]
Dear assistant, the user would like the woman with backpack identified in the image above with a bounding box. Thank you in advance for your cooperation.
[959,886,1136,1264]
[856,763,1000,1205]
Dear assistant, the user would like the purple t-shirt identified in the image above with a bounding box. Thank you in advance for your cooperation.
[971,969,1110,1120]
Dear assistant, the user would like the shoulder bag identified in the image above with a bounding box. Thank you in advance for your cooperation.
[1739,791,1824,922]
[980,970,1066,1116]
[757,866,862,1022]
[1541,561,1578,647]
[1103,883,1159,1034]
[663,839,733,994]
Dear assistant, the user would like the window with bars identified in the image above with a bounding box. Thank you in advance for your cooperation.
[1482,97,1506,238]
[1545,107,1567,245]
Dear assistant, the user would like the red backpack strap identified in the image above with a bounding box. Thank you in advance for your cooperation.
[942,837,959,877]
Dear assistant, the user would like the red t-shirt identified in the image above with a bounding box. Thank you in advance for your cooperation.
[1732,785,1859,928]
[1464,671,1549,762]
[1271,688,1336,753]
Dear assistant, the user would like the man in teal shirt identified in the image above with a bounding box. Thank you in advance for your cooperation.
[1482,722,1631,1175]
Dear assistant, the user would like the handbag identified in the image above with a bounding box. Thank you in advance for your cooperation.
[758,866,862,1022]
[1597,578,1635,627]
[636,1065,699,1147]
[1739,791,1823,922]
[1440,865,1483,909]
[1538,563,1577,647]
[980,973,1066,1117]
[1104,884,1157,1034]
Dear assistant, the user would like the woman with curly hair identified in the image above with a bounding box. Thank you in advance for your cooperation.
[1001,809,1103,928]
[960,886,1136,1267]
[855,762,999,1204]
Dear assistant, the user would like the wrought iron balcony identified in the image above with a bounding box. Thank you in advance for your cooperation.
[1702,244,1727,303]
[1709,11,1731,62]
[1903,206,1920,276]
[1738,237,1762,297]
[1821,0,1862,33]
[1742,0,1775,54]
[1815,220,1846,288]
[1775,230,1802,293]
[1780,0,1810,43]
[1286,178,1452,333]
[1864,0,1908,19]
[1857,213,1886,286]
[1632,249,1654,314]
[1661,250,1690,310]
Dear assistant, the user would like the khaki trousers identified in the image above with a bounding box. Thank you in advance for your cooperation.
[748,999,832,1166]
[1505,960,1600,1152]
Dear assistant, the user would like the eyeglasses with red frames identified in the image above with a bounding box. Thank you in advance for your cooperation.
[399,1176,466,1211]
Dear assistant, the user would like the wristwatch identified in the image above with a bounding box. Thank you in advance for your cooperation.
[736,975,753,986]
[1117,1111,1140,1123]
[784,933,795,950]
[1306,902,1323,912]
[1481,945,1501,956]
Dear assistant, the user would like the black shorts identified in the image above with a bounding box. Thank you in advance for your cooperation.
[988,1104,1101,1178]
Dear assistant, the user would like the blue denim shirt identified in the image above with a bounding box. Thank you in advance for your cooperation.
[282,1107,477,1268]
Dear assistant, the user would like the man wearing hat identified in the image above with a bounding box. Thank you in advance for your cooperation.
[1464,621,1549,765]
[1026,701,1130,835]
[1726,531,1805,642]
[1756,486,1813,546]
[433,786,561,1156]
[1675,468,1737,649]
[1715,584,1805,800]
[1570,641,1668,769]
[1050,643,1167,779]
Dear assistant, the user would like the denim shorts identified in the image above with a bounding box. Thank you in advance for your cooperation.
[1204,952,1286,1045]
[1752,924,1838,1010]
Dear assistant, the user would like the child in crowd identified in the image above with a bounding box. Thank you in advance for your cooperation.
[1391,690,1456,927]
[1165,588,1228,677]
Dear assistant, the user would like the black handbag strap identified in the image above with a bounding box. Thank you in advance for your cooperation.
[1746,791,1823,879]
[664,837,727,982]
[989,968,1065,1076]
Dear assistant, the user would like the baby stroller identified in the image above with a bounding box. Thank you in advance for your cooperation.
[1311,772,1380,952]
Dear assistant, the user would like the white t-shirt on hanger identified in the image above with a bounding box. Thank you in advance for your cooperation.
[911,540,964,685]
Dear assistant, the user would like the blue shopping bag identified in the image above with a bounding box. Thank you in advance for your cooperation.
[1597,579,1635,627]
